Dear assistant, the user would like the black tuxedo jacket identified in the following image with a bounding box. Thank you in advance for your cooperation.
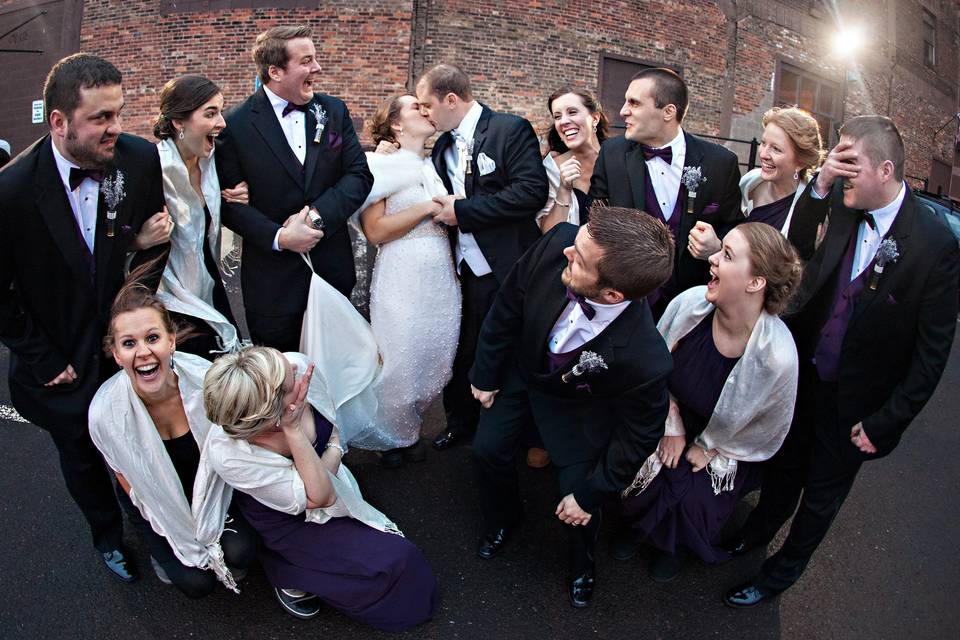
[589,132,741,291]
[787,181,959,456]
[0,134,166,430]
[216,89,373,314]
[431,104,547,284]
[470,223,672,510]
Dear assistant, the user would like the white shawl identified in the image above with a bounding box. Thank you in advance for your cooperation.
[740,167,808,237]
[536,154,580,226]
[355,149,449,218]
[156,138,242,353]
[88,352,238,592]
[204,352,402,536]
[624,286,799,495]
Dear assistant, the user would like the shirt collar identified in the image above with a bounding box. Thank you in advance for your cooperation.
[868,182,906,237]
[263,85,294,116]
[50,138,80,193]
[582,297,632,324]
[453,101,484,142]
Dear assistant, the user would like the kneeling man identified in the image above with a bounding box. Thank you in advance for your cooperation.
[470,206,674,607]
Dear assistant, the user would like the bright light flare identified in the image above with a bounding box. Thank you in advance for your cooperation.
[832,25,866,58]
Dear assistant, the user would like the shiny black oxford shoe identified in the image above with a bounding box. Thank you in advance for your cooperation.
[477,528,512,560]
[569,573,595,608]
[723,580,777,609]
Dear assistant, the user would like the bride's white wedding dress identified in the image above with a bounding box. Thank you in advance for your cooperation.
[364,150,461,448]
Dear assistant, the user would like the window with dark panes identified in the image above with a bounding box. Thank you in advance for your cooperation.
[774,61,842,145]
[923,9,937,69]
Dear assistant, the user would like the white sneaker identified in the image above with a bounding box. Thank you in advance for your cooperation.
[274,587,321,619]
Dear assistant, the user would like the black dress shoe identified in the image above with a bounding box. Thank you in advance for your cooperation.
[401,439,427,463]
[431,430,459,451]
[102,548,138,583]
[569,573,595,608]
[477,527,511,559]
[380,449,404,469]
[274,587,322,619]
[723,580,776,609]
[649,548,687,583]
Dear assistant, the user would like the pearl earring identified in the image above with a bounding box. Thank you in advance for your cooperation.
[399,127,404,137]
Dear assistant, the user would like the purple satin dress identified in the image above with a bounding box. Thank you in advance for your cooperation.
[621,312,761,563]
[234,411,438,632]
[747,191,793,230]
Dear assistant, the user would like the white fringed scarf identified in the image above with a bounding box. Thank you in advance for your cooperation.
[624,286,799,496]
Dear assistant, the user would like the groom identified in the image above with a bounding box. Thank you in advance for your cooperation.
[416,63,548,451]
[470,207,674,607]
[216,25,373,351]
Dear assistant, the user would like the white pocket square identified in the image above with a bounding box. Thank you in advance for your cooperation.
[477,152,497,176]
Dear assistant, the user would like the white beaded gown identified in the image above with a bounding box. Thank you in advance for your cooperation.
[366,150,461,448]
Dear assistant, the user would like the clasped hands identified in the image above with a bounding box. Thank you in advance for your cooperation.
[656,435,715,472]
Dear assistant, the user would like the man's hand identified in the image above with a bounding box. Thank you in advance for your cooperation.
[814,139,860,197]
[555,493,592,526]
[471,384,499,409]
[374,140,400,155]
[685,445,713,472]
[132,207,173,250]
[687,221,720,259]
[45,364,77,387]
[432,194,464,226]
[850,422,878,454]
[221,181,249,204]
[278,206,324,252]
[657,434,687,469]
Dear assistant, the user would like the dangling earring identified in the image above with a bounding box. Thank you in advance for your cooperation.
[793,169,799,180]
[169,358,176,372]
[178,129,185,141]
[592,121,598,133]
[399,127,404,137]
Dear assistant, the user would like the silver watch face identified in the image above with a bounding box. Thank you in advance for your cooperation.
[308,209,324,230]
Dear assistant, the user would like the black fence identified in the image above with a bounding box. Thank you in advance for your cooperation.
[695,133,759,172]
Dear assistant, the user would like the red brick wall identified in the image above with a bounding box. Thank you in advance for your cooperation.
[78,0,413,144]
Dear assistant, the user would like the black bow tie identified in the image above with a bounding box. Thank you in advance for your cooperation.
[68,167,105,191]
[640,144,673,164]
[566,288,596,321]
[282,101,310,117]
[860,211,876,230]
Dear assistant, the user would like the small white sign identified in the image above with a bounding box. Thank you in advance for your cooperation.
[31,99,44,124]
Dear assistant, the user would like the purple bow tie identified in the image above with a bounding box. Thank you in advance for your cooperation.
[282,101,310,117]
[566,288,596,321]
[640,144,673,164]
[68,167,105,191]
[860,210,876,230]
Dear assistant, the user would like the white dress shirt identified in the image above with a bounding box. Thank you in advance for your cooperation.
[548,297,632,354]
[851,182,904,280]
[51,141,98,253]
[644,128,686,222]
[444,101,492,276]
[263,85,310,251]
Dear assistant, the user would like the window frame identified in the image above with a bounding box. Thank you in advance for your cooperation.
[772,59,844,147]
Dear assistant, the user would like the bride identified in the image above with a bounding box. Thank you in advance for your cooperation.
[358,94,461,468]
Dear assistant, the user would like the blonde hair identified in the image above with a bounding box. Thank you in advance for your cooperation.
[762,107,824,180]
[736,222,803,316]
[203,346,287,439]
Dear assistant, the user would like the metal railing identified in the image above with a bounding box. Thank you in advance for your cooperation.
[695,133,760,171]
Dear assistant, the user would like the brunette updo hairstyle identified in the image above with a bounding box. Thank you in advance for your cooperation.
[761,107,825,180]
[546,87,609,154]
[367,94,407,147]
[153,74,221,140]
[736,222,803,316]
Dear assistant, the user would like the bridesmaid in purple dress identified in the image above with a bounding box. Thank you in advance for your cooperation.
[203,347,437,631]
[617,223,803,582]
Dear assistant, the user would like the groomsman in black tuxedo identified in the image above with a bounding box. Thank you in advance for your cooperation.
[0,54,170,581]
[723,116,959,607]
[590,67,741,318]
[470,207,674,607]
[415,63,548,451]
[216,25,373,351]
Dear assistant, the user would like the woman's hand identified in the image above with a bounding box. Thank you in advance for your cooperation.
[685,445,714,472]
[132,207,173,250]
[279,364,315,438]
[375,140,400,155]
[558,156,582,189]
[657,435,686,469]
[221,181,249,204]
[687,221,720,259]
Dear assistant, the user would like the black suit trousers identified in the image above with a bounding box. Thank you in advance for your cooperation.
[48,426,123,552]
[756,375,865,592]
[442,263,499,435]
[473,389,599,575]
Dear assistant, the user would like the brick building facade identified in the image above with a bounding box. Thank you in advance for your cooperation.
[1,0,958,197]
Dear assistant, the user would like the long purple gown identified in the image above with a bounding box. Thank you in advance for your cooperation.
[621,312,761,563]
[234,411,438,632]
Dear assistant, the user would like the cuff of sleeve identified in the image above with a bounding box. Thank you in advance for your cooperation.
[810,179,827,199]
[289,469,308,514]
[272,227,283,252]
[572,484,602,513]
[33,352,70,385]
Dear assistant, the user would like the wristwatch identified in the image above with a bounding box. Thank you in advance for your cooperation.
[307,206,325,231]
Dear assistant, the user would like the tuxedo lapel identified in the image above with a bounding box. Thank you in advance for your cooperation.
[682,133,705,214]
[302,96,322,193]
[432,133,454,194]
[532,265,574,362]
[249,89,305,189]
[33,139,95,292]
[625,142,648,211]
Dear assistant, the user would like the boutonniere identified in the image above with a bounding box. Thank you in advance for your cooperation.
[868,238,900,291]
[561,351,609,383]
[99,170,126,237]
[309,103,328,144]
[464,139,475,176]
[681,166,707,215]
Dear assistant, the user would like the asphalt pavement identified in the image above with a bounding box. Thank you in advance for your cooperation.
[1,321,958,640]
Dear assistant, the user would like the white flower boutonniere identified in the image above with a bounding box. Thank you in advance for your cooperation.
[681,166,707,215]
[310,103,328,144]
[561,350,609,383]
[100,170,126,237]
[869,238,900,290]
